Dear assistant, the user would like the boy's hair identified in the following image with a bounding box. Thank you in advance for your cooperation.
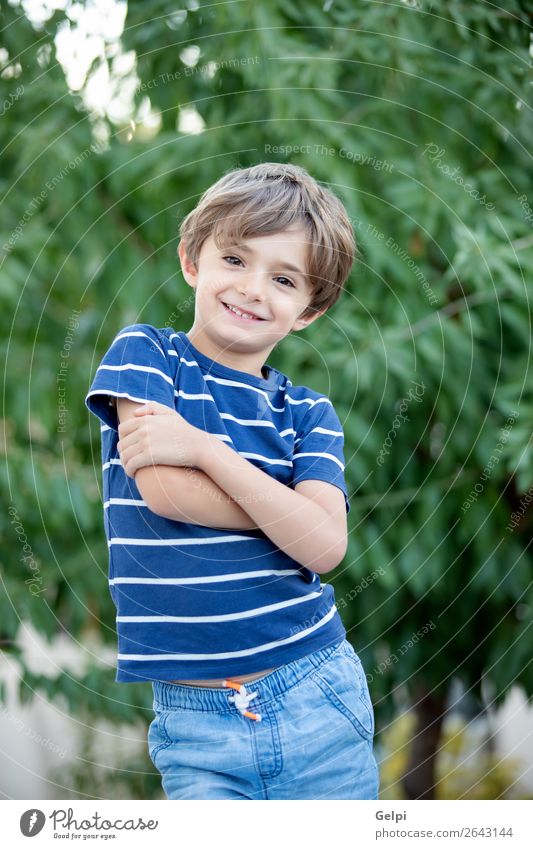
[178,162,356,320]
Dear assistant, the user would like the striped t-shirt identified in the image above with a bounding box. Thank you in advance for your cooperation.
[85,323,351,683]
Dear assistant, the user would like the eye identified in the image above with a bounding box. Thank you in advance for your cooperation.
[222,255,295,288]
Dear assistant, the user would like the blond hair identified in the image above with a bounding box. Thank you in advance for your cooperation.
[178,162,356,319]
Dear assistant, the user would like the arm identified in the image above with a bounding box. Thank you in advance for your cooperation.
[197,432,348,574]
[116,397,260,530]
[116,399,348,573]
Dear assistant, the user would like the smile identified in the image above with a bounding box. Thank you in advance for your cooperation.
[220,301,266,321]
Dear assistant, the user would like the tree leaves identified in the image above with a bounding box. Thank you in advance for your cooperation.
[2,1,532,755]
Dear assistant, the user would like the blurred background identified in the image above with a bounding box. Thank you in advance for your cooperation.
[1,0,532,800]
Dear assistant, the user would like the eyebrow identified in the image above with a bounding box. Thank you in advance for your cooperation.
[228,243,306,278]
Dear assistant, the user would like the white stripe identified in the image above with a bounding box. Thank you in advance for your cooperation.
[239,452,292,467]
[117,590,322,623]
[104,498,147,509]
[101,424,111,432]
[293,451,345,470]
[167,352,199,365]
[109,568,303,586]
[212,433,234,443]
[96,363,175,387]
[220,412,277,429]
[117,604,338,661]
[287,396,331,408]
[176,389,216,402]
[279,427,296,438]
[204,375,286,410]
[294,428,342,445]
[108,533,257,546]
[102,459,123,471]
[87,390,177,409]
[114,331,165,357]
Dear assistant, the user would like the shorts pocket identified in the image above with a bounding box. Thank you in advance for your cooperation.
[310,650,375,742]
[147,710,173,767]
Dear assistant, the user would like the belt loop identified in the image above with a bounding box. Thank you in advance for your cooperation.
[222,679,262,722]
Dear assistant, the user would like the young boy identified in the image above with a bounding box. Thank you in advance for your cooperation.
[85,162,379,800]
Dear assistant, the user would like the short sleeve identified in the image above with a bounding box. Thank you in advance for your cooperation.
[292,397,351,514]
[84,324,176,430]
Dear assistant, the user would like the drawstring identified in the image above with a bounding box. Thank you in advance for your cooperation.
[222,679,262,722]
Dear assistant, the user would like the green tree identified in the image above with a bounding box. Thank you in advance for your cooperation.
[1,0,532,799]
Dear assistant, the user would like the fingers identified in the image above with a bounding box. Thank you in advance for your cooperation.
[117,429,141,453]
[121,450,144,478]
[118,417,140,438]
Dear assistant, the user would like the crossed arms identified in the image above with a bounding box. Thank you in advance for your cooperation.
[115,397,348,574]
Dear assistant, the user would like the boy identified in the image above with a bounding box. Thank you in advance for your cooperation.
[85,162,379,800]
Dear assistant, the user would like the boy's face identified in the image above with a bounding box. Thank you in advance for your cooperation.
[178,224,325,376]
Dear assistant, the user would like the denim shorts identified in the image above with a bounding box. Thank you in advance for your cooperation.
[148,638,380,800]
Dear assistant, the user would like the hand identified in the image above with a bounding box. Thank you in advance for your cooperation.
[117,400,206,478]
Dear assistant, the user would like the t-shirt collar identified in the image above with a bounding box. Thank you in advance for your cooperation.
[177,331,284,392]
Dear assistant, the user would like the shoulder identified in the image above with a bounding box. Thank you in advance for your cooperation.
[288,381,321,400]
[103,323,178,379]
[112,323,170,350]
[286,379,327,405]
[286,382,338,432]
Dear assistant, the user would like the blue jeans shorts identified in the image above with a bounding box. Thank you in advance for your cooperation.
[148,638,380,800]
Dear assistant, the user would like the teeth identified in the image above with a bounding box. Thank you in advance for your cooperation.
[224,303,260,320]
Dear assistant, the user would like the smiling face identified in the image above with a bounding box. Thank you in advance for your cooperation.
[178,223,326,376]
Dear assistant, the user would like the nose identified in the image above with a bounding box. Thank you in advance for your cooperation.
[238,269,266,302]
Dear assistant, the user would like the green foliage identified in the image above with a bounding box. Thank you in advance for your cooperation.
[1,0,532,797]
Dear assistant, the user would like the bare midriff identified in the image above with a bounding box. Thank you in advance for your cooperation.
[165,667,279,688]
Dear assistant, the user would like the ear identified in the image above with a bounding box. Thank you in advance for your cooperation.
[178,240,198,289]
[291,307,327,332]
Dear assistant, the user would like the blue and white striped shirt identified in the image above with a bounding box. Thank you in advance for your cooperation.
[85,324,350,683]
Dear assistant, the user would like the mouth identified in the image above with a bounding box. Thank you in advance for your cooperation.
[220,301,267,322]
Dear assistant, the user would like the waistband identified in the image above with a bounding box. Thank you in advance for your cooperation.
[152,638,353,715]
